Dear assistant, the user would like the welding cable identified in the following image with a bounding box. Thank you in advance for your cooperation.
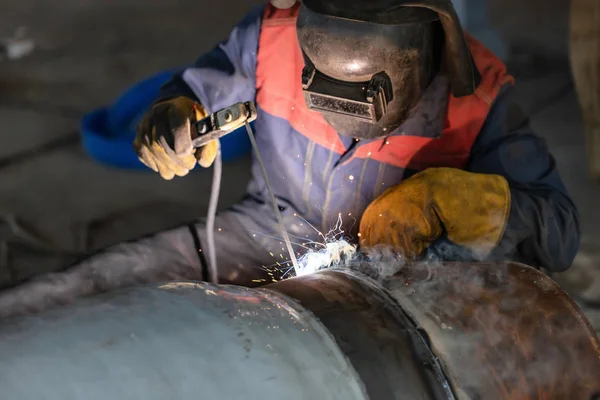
[204,141,222,284]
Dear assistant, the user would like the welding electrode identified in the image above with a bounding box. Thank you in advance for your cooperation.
[194,102,299,282]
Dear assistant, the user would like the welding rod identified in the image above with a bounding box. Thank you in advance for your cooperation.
[244,121,300,275]
[194,102,300,278]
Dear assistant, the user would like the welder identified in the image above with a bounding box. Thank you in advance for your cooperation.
[0,0,580,317]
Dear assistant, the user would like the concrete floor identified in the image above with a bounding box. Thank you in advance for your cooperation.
[0,0,599,329]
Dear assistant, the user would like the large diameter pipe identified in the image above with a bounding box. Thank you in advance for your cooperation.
[273,261,600,399]
[0,261,599,400]
[0,281,369,400]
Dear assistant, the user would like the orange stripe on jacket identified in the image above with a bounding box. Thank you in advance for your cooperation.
[256,3,346,154]
[256,3,514,169]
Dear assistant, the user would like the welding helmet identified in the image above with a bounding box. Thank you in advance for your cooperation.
[271,0,481,140]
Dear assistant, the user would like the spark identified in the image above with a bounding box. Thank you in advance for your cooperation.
[349,175,355,181]
[294,214,357,277]
[250,231,313,251]
[296,239,356,276]
[251,214,359,281]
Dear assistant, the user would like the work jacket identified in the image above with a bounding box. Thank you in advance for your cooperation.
[159,3,579,272]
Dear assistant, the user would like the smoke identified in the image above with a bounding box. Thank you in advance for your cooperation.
[296,240,600,399]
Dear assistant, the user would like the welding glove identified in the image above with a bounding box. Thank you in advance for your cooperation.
[133,96,218,180]
[359,168,511,259]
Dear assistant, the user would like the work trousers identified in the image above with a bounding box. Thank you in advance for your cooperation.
[0,198,319,318]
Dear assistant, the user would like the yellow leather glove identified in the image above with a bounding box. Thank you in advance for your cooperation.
[133,96,218,180]
[359,168,511,259]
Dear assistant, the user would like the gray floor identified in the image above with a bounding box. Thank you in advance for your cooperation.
[1,0,599,329]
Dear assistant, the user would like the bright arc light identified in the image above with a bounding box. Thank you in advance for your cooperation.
[296,239,357,276]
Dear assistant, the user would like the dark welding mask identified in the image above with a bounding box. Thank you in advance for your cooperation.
[271,0,481,140]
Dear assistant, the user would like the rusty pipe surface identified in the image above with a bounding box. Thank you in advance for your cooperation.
[0,261,599,400]
[318,260,600,400]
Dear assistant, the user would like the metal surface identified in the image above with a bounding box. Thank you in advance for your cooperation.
[269,270,455,400]
[0,281,367,400]
[1,261,599,399]
[352,260,600,400]
[273,261,600,399]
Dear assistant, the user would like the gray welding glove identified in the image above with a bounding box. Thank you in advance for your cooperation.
[133,96,218,180]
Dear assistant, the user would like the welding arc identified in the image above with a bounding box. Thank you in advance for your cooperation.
[245,122,300,275]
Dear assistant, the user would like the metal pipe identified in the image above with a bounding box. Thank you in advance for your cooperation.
[0,280,368,400]
[0,261,599,400]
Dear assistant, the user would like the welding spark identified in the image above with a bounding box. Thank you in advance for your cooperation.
[252,213,358,281]
[296,239,356,276]
[295,213,357,276]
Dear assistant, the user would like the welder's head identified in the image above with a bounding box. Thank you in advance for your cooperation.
[270,0,481,140]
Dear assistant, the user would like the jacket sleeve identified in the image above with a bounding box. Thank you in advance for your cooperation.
[156,5,264,113]
[466,85,580,272]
